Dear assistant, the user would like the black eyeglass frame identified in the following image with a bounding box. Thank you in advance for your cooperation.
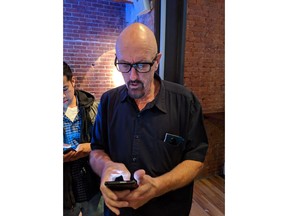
[114,54,158,73]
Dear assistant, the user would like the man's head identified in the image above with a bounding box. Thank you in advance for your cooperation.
[63,62,76,111]
[115,23,162,99]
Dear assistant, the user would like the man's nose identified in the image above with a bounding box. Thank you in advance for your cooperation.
[129,66,138,80]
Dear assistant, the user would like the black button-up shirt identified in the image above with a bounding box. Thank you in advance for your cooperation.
[91,73,208,216]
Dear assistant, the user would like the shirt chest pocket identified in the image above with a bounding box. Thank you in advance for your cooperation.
[150,137,186,174]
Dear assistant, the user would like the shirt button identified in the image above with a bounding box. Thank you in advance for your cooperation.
[135,135,139,139]
[137,114,141,118]
[132,157,137,162]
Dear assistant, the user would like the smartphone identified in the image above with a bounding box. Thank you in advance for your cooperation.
[164,133,184,145]
[105,180,138,191]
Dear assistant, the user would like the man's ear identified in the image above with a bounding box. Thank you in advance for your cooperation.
[71,76,76,87]
[156,53,162,65]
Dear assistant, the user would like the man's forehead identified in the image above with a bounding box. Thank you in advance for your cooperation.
[63,76,71,86]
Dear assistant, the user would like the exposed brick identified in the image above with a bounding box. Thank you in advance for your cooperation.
[184,0,224,114]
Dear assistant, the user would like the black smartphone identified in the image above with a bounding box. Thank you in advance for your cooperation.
[164,133,184,145]
[63,148,72,154]
[104,180,138,191]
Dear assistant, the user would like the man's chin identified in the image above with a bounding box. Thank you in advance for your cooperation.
[128,89,144,99]
[63,103,69,112]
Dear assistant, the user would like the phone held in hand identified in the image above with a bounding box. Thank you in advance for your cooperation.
[63,143,77,154]
[105,180,138,191]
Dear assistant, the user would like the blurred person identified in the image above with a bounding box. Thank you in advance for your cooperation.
[63,62,103,216]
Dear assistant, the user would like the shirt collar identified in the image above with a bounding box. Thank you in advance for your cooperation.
[153,73,167,113]
[119,73,167,114]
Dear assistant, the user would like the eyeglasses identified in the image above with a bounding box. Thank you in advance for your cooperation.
[114,55,158,73]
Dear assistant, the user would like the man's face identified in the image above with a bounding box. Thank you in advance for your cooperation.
[115,23,160,99]
[63,75,75,112]
[117,54,158,99]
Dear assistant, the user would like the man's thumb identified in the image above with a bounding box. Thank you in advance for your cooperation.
[133,169,145,184]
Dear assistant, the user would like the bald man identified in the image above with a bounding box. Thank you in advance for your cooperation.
[89,23,208,216]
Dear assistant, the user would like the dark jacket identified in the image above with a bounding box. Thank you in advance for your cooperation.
[63,90,100,209]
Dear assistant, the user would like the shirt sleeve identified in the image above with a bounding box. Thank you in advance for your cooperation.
[91,95,107,151]
[184,93,209,162]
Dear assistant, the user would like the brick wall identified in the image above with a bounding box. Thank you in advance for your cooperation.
[63,0,155,99]
[184,0,224,114]
[64,0,125,99]
[184,0,225,177]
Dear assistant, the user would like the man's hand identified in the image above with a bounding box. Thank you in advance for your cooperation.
[63,143,91,162]
[63,150,77,162]
[99,161,132,215]
[124,160,205,209]
[100,168,159,213]
[124,169,159,209]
